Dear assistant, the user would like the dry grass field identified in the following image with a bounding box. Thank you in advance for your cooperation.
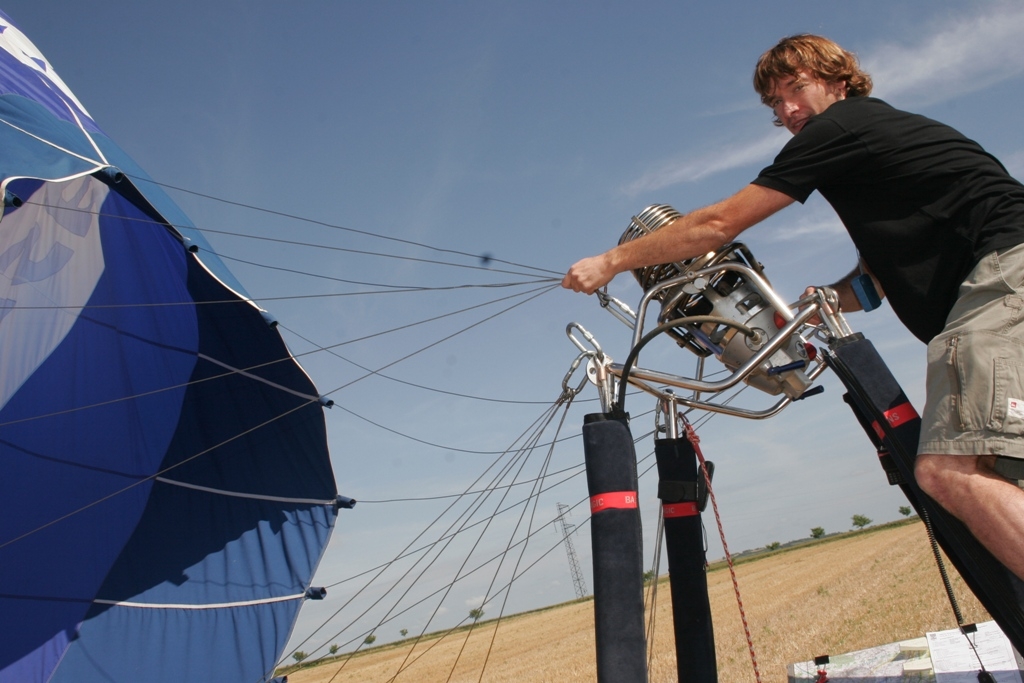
[286,519,990,683]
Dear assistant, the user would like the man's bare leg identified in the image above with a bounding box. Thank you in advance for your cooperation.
[915,453,1024,581]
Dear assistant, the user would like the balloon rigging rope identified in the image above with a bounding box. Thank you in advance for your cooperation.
[15,173,766,678]
[0,284,565,552]
[4,163,758,680]
[128,174,564,277]
[292,517,585,683]
[213,250,557,291]
[287,426,657,675]
[196,224,550,279]
[276,318,568,406]
[0,284,558,432]
[646,512,665,672]
[439,405,567,683]
[390,409,562,683]
[684,418,763,683]
[16,197,560,282]
[0,400,316,552]
[287,400,563,653]
[318,285,557,399]
[316,400,568,683]
[322,423,656,592]
[312,439,657,680]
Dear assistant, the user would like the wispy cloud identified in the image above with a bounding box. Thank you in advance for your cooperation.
[624,2,1024,194]
[864,3,1024,106]
[622,129,788,195]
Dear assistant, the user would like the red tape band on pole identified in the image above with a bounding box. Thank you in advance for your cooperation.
[663,502,699,518]
[871,401,919,440]
[590,491,638,514]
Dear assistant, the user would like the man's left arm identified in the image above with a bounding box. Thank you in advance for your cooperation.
[562,184,795,294]
[806,258,885,313]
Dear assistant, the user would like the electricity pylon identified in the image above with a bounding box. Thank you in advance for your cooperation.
[556,503,588,599]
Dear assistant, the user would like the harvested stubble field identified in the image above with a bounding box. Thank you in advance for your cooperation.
[287,519,989,683]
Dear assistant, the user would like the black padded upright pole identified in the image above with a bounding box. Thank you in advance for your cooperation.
[654,437,717,683]
[582,412,648,683]
[826,333,1024,652]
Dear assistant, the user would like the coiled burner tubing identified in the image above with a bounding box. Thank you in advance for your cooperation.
[619,204,767,358]
[618,204,816,399]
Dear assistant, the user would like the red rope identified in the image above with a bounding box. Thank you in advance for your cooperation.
[684,419,763,683]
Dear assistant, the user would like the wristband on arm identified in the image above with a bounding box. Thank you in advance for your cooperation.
[851,259,882,311]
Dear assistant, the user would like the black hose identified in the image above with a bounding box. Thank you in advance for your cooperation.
[615,315,757,413]
[921,507,965,626]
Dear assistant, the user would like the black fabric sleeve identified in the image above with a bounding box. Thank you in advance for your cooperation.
[751,175,807,203]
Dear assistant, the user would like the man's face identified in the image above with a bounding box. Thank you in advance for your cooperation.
[766,71,846,135]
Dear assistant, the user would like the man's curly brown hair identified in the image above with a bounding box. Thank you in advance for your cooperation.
[754,34,873,126]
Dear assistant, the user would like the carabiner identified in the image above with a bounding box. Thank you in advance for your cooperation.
[561,351,595,400]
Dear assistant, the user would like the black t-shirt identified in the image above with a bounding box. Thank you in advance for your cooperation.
[752,96,1024,342]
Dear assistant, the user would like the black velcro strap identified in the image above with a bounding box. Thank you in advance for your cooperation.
[658,480,698,503]
[994,456,1024,481]
[878,449,904,486]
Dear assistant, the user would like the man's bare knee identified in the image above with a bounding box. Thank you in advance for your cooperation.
[914,454,981,508]
[915,453,945,497]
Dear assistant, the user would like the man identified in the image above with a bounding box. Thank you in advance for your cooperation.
[562,34,1024,581]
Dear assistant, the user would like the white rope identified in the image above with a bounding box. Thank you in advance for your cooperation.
[197,353,321,402]
[93,593,305,610]
[155,476,335,505]
[0,115,103,167]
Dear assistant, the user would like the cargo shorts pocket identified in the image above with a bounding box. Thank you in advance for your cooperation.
[991,355,1024,434]
[951,330,1024,435]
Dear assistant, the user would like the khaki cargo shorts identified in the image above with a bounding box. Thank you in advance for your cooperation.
[919,242,1024,458]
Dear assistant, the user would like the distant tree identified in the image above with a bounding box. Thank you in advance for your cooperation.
[643,569,657,584]
[810,527,825,539]
[329,644,339,656]
[899,506,913,517]
[766,541,781,551]
[363,634,376,646]
[469,608,485,622]
[292,651,308,663]
[400,629,408,638]
[852,514,873,529]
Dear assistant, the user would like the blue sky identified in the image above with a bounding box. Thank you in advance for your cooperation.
[8,0,1024,669]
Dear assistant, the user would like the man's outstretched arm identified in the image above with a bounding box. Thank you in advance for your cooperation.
[561,184,795,294]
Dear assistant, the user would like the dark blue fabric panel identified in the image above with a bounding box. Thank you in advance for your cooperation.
[0,12,338,681]
[90,132,252,297]
[44,250,338,678]
[0,481,152,682]
[0,182,197,678]
[157,253,336,499]
[0,625,70,683]
[51,601,301,683]
[0,95,102,180]
[90,485,336,606]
